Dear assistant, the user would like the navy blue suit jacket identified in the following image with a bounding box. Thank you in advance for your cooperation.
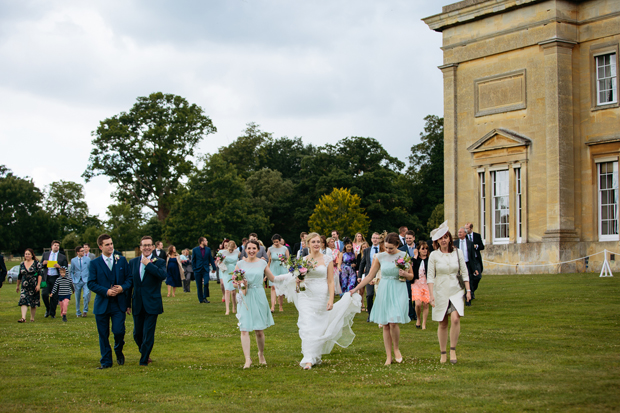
[87,254,132,315]
[191,246,215,273]
[128,254,167,315]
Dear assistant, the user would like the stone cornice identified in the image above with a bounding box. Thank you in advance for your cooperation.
[422,0,545,32]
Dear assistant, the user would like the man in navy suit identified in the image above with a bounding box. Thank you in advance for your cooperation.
[191,237,215,303]
[398,230,417,321]
[456,227,480,306]
[87,234,132,369]
[127,236,167,366]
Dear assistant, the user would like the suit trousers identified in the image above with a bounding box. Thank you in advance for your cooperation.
[95,301,126,367]
[42,275,59,316]
[74,281,90,316]
[182,278,191,293]
[133,308,158,365]
[406,280,417,320]
[194,271,209,302]
[366,284,375,315]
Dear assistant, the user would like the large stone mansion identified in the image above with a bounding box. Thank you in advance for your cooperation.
[423,0,619,273]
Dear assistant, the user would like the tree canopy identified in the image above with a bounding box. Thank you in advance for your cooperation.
[83,92,216,221]
[308,188,371,238]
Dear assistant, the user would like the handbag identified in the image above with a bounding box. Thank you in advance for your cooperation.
[455,250,466,290]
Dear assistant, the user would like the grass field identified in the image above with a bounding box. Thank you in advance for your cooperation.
[1,272,619,412]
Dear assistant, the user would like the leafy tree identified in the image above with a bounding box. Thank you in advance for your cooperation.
[427,203,444,234]
[61,232,81,252]
[308,188,370,238]
[165,154,270,248]
[218,122,272,180]
[106,202,144,251]
[142,215,164,244]
[44,180,91,236]
[0,166,57,253]
[408,115,444,226]
[83,92,216,221]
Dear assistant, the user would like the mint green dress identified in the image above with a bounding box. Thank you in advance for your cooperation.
[268,246,289,287]
[236,260,274,332]
[368,251,411,325]
[219,250,240,292]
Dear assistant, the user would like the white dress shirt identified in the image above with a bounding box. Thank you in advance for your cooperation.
[459,239,469,262]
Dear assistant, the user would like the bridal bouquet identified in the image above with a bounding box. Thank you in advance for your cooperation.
[395,255,412,282]
[216,252,227,271]
[231,269,246,292]
[287,257,317,292]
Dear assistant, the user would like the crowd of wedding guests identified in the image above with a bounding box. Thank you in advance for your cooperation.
[3,222,485,368]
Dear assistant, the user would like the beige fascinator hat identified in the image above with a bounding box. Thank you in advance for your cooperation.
[431,221,449,241]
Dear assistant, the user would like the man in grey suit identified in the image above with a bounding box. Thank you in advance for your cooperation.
[242,233,268,261]
[83,243,96,260]
[357,232,382,322]
[456,227,480,306]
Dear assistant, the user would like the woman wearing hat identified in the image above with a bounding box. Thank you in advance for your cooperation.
[427,221,471,364]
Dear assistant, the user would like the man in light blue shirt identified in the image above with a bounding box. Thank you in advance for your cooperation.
[70,246,91,317]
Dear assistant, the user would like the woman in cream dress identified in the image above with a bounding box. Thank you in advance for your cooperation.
[427,221,471,364]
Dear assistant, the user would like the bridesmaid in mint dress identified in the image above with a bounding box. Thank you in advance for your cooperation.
[219,241,241,315]
[234,240,276,369]
[350,232,413,365]
[267,234,289,313]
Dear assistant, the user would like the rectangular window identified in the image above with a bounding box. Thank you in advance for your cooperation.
[596,53,617,105]
[479,172,486,241]
[515,168,522,243]
[492,170,509,244]
[598,161,619,241]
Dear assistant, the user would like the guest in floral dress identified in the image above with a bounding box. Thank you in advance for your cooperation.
[338,239,358,294]
[412,241,431,330]
[16,248,43,323]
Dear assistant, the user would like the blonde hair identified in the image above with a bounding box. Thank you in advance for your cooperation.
[227,240,237,252]
[305,232,321,246]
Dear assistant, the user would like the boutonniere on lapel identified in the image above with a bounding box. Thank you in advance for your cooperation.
[151,258,158,263]
[114,254,120,264]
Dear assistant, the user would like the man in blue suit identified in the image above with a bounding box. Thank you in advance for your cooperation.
[191,237,215,304]
[70,246,91,317]
[127,236,167,366]
[398,230,417,321]
[87,234,132,369]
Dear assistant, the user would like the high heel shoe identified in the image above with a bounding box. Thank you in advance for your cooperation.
[415,324,421,329]
[450,347,457,364]
[440,351,447,364]
[243,360,252,369]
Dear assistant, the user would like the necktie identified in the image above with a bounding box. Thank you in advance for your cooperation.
[79,258,82,270]
[469,234,473,242]
[106,257,112,270]
[140,263,145,281]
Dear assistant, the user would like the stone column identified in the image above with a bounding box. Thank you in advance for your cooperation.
[439,63,459,229]
[539,39,579,242]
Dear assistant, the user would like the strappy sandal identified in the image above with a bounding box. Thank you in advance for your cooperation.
[450,347,457,364]
[17,318,26,323]
[440,351,447,364]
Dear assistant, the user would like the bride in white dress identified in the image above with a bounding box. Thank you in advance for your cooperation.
[273,232,362,369]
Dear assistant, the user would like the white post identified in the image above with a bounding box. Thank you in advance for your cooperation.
[600,249,614,277]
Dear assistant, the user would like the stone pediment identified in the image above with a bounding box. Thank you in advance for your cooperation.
[467,128,532,153]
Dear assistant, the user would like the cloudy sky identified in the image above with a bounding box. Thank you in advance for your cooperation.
[0,0,445,219]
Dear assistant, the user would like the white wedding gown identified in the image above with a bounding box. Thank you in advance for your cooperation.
[273,253,362,367]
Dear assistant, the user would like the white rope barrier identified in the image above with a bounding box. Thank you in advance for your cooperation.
[482,250,604,267]
[482,249,615,277]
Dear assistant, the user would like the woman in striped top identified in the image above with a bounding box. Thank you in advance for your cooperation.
[50,267,74,322]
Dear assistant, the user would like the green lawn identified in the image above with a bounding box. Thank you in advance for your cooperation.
[1,273,619,412]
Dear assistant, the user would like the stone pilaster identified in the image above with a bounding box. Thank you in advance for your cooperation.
[539,38,579,242]
[439,63,459,229]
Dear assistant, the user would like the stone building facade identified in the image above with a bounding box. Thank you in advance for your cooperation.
[423,0,620,273]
